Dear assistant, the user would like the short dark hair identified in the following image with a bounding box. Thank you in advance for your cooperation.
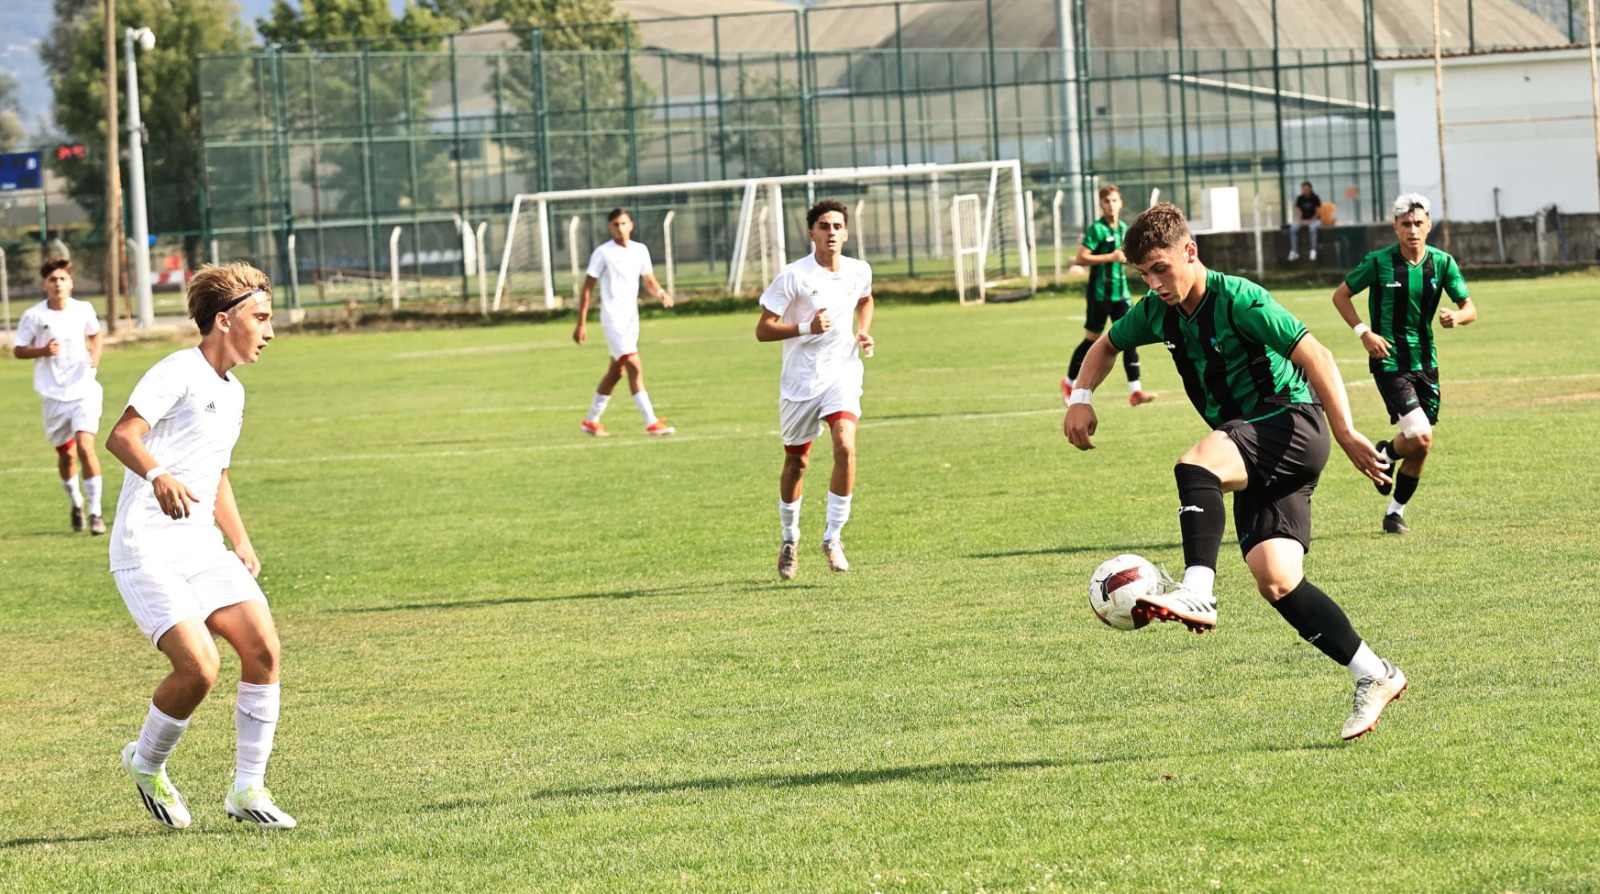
[188,263,272,335]
[1097,184,1120,201]
[1122,203,1193,266]
[807,199,849,229]
[607,208,630,223]
[1300,181,1313,189]
[40,258,72,280]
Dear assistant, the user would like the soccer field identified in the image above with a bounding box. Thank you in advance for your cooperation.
[3,274,1599,892]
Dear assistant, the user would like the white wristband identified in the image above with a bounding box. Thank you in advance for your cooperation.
[1068,388,1094,407]
[1352,323,1371,338]
[145,466,167,483]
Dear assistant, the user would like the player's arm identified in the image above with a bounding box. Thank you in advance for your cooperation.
[1331,261,1390,358]
[106,406,200,519]
[12,342,59,359]
[756,308,829,341]
[641,272,673,308]
[87,329,104,367]
[1289,334,1390,487]
[1440,296,1476,329]
[214,468,260,578]
[1062,334,1122,451]
[854,291,875,353]
[1072,246,1125,267]
[573,275,598,344]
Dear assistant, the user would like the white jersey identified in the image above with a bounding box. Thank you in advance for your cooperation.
[15,298,102,401]
[110,348,247,572]
[586,239,655,328]
[759,253,873,402]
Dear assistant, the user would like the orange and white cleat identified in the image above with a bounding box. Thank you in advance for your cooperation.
[580,419,610,437]
[1129,389,1158,406]
[1060,377,1074,406]
[645,417,676,436]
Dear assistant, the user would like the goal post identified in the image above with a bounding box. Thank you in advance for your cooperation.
[493,160,1032,310]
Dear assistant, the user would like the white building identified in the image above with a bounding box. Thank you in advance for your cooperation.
[1377,47,1600,222]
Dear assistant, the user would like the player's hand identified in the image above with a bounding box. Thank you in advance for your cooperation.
[152,474,199,520]
[1111,250,1126,264]
[658,291,674,308]
[1359,330,1391,359]
[809,311,833,335]
[235,542,262,579]
[44,339,61,357]
[857,332,875,355]
[1063,404,1099,450]
[1335,430,1392,488]
[1439,308,1457,328]
[573,323,586,345]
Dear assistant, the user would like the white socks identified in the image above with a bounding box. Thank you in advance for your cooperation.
[823,491,852,543]
[586,392,610,424]
[1128,379,1144,394]
[779,497,802,544]
[1182,565,1216,600]
[84,476,103,516]
[1387,498,1406,516]
[1346,642,1387,680]
[134,702,189,774]
[633,390,657,425]
[62,475,83,509]
[234,681,281,791]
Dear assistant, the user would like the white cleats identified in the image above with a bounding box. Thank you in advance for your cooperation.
[1132,583,1218,633]
[1342,660,1408,740]
[121,742,191,829]
[822,539,850,573]
[226,784,298,829]
[777,541,798,580]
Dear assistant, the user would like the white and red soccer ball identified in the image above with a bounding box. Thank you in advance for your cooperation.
[1088,553,1162,631]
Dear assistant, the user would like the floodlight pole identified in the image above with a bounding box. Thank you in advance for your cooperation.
[103,0,122,332]
[1431,0,1451,251]
[1589,0,1600,215]
[125,26,156,328]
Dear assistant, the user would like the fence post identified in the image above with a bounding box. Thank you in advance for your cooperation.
[568,214,583,305]
[1052,189,1064,284]
[663,210,677,296]
[1,246,9,332]
[390,226,402,309]
[476,221,489,315]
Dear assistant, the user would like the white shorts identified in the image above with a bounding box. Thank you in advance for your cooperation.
[113,550,268,648]
[603,316,640,359]
[41,385,103,448]
[780,385,863,447]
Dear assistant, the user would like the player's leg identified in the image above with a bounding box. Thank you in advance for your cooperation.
[583,356,626,436]
[1287,219,1302,260]
[1373,371,1435,532]
[207,598,296,828]
[55,438,86,531]
[75,431,106,534]
[121,614,220,829]
[1109,300,1155,405]
[821,412,858,572]
[777,398,818,580]
[1308,218,1321,260]
[621,353,672,434]
[1132,431,1244,631]
[1063,297,1109,400]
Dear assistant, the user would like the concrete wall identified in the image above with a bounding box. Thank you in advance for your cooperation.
[1378,49,1600,222]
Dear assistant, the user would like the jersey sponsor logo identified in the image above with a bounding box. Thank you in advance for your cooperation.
[1384,282,1402,289]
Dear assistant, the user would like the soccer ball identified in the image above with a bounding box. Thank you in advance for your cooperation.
[1088,553,1162,631]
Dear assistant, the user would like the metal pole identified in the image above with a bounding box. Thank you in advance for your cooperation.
[1,246,9,332]
[1055,0,1083,229]
[1253,191,1265,280]
[1271,0,1288,232]
[476,221,489,315]
[662,210,676,295]
[1052,189,1064,284]
[1432,0,1451,251]
[390,226,402,310]
[124,28,154,328]
[103,0,123,331]
[1589,0,1600,215]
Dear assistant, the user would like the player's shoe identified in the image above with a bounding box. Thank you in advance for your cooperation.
[777,541,798,580]
[822,539,850,573]
[121,742,191,829]
[225,785,298,829]
[90,515,107,536]
[1060,377,1073,406]
[1383,512,1410,535]
[71,505,86,532]
[1342,660,1407,740]
[1373,441,1395,495]
[580,419,609,437]
[1132,583,1217,633]
[1128,389,1158,406]
[645,418,676,436]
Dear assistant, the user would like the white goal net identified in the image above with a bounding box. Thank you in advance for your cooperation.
[493,160,1032,310]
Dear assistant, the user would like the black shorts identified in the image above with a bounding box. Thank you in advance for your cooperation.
[1219,403,1330,557]
[1374,367,1440,425]
[1084,297,1130,335]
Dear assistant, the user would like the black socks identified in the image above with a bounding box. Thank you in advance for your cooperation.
[1270,578,1363,665]
[1174,463,1224,573]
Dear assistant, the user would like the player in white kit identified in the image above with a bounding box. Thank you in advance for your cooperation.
[756,199,875,579]
[104,264,296,830]
[12,258,108,534]
[574,208,676,437]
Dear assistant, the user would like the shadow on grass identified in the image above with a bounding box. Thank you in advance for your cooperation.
[329,580,818,613]
[425,757,1105,812]
[0,829,231,849]
[970,543,1183,559]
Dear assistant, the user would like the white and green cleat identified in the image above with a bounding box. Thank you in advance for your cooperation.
[121,742,191,829]
[225,785,298,829]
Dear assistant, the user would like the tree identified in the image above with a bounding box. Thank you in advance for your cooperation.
[46,0,251,262]
[0,72,24,151]
[720,72,804,178]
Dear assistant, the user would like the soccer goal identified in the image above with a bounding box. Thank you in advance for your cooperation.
[492,160,1032,310]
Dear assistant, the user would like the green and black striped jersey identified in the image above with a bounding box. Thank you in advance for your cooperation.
[1343,245,1470,374]
[1083,217,1130,303]
[1109,269,1313,429]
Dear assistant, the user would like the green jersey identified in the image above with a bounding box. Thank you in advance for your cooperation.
[1343,245,1470,374]
[1083,218,1130,303]
[1109,269,1313,429]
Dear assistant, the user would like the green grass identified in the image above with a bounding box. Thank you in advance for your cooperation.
[3,274,1599,892]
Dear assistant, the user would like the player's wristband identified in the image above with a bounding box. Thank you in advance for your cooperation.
[1352,323,1371,338]
[145,466,167,483]
[1068,388,1094,407]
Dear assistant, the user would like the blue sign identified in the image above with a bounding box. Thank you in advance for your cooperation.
[0,151,43,191]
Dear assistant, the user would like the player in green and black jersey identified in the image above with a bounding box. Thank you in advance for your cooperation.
[1063,203,1407,741]
[1060,185,1157,407]
[1331,192,1477,535]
